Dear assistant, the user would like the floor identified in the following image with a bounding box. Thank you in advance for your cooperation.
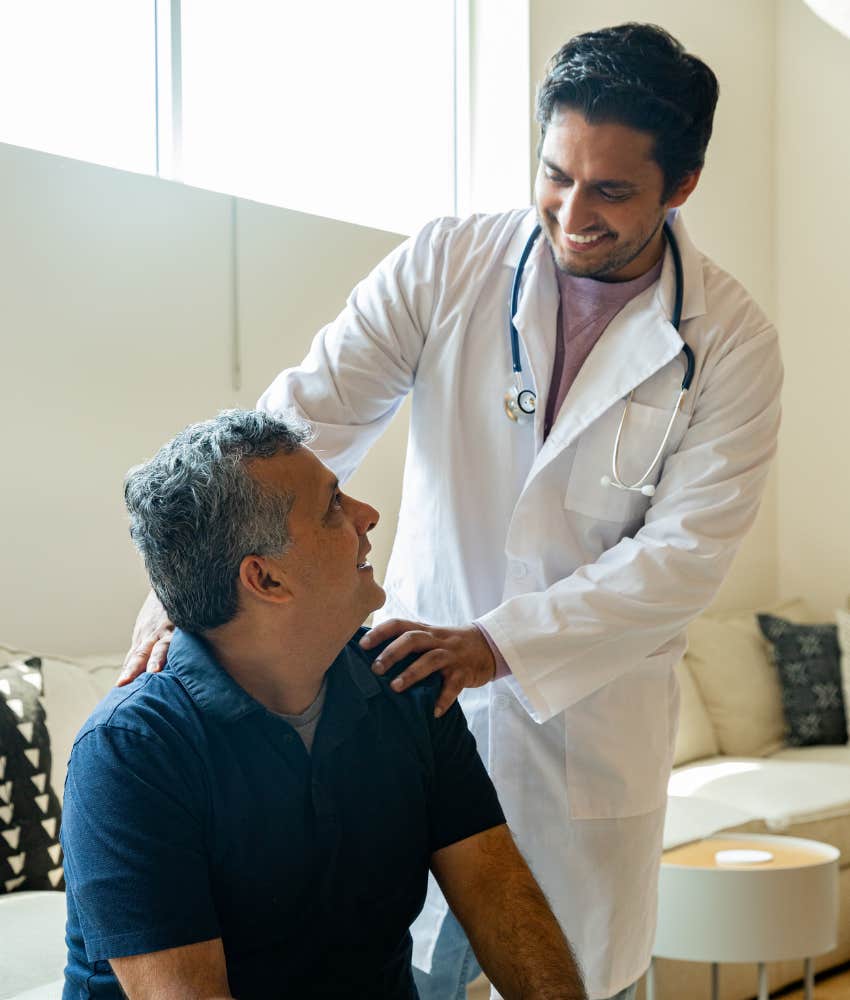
[775,961,850,999]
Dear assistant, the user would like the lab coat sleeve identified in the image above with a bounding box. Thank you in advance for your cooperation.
[257,219,446,483]
[477,325,783,723]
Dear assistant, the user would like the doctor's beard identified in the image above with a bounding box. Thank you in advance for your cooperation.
[539,208,667,282]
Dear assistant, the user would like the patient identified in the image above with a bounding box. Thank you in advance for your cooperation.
[61,410,585,1000]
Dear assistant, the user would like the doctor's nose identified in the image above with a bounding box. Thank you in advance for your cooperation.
[557,189,598,235]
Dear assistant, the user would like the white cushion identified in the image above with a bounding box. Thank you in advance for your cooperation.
[685,599,813,757]
[669,755,850,830]
[672,658,718,766]
[663,793,756,850]
[0,644,122,801]
[7,982,64,1000]
[0,890,67,999]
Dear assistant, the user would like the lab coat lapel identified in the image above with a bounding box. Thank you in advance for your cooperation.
[523,213,705,488]
[507,225,560,453]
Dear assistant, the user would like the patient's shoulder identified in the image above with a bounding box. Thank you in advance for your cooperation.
[348,628,442,704]
[72,669,199,755]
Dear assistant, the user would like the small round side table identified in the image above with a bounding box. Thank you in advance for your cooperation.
[647,833,839,1000]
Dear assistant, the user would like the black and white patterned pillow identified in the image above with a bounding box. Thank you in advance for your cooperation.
[758,615,847,747]
[0,655,64,892]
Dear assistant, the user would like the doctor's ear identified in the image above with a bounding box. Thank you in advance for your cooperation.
[665,169,702,209]
[239,555,293,605]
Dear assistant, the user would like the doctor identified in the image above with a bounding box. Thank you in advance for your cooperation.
[124,22,781,1000]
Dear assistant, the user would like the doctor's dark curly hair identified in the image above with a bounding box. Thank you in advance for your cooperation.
[536,23,719,200]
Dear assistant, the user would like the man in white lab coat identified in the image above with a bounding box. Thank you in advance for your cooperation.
[124,22,781,1000]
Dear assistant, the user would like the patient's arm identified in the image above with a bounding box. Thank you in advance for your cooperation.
[109,937,232,999]
[431,823,586,1000]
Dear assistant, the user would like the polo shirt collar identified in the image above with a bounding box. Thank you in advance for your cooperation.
[166,628,382,727]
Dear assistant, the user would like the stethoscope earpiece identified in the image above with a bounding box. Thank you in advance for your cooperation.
[507,219,693,498]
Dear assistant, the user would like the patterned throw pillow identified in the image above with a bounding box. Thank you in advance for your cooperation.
[0,655,64,892]
[757,614,847,747]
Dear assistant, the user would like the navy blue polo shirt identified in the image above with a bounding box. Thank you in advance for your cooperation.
[61,628,504,999]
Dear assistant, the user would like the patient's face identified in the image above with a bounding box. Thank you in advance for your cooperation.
[249,447,385,631]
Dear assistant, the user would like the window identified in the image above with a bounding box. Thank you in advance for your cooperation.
[0,0,156,174]
[179,0,456,234]
[0,1,461,234]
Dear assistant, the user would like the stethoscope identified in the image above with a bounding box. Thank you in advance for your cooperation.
[504,220,695,497]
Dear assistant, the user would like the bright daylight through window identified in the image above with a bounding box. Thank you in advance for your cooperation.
[0,0,457,235]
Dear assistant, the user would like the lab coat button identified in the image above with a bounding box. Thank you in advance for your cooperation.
[510,560,527,579]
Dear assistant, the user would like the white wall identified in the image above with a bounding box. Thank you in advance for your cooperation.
[529,0,781,609]
[775,0,850,614]
[0,143,404,654]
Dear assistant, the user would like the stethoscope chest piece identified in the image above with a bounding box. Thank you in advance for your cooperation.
[504,383,537,423]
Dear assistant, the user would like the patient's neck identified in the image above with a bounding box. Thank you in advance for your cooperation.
[203,611,346,716]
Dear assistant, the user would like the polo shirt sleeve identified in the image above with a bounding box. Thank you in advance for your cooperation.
[61,724,220,962]
[427,699,505,853]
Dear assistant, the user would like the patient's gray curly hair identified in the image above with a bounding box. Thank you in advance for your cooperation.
[124,409,311,633]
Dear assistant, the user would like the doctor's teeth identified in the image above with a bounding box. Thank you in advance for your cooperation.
[568,233,604,244]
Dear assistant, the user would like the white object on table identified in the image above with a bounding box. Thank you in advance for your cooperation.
[648,833,839,1000]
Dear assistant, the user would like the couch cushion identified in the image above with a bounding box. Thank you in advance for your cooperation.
[758,615,846,746]
[0,656,64,895]
[673,659,719,766]
[685,599,813,757]
[669,755,850,830]
[0,645,122,804]
[0,890,67,999]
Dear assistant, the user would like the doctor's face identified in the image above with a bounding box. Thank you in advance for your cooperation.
[534,108,697,281]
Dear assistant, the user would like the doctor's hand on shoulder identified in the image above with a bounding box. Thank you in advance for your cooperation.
[362,621,496,716]
[118,590,173,685]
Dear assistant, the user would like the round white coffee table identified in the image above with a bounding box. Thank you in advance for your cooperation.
[647,833,839,1000]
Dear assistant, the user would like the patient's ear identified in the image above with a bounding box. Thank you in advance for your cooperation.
[239,555,293,605]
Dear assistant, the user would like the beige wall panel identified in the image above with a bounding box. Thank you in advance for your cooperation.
[529,0,780,609]
[0,145,405,655]
[0,145,234,655]
[775,0,850,614]
[233,199,407,595]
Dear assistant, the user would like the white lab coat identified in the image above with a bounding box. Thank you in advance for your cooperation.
[258,208,782,998]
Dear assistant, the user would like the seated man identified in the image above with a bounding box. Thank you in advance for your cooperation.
[61,409,586,1000]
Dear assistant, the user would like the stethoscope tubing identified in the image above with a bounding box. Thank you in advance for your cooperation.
[508,218,696,492]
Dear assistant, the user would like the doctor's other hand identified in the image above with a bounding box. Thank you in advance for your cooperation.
[362,621,496,717]
[117,589,174,686]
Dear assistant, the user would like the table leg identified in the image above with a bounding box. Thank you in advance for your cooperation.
[804,957,814,1000]
[758,962,769,1000]
[711,962,719,1000]
[646,958,655,1000]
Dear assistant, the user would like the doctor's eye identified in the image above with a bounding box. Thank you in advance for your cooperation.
[545,168,570,186]
[599,189,631,203]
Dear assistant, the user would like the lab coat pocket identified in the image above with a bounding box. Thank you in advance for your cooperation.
[564,399,688,524]
[563,653,678,819]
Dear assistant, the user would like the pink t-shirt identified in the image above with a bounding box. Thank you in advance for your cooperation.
[479,254,664,678]
[543,258,663,439]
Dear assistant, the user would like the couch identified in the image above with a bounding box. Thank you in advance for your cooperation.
[2,601,849,1000]
[0,646,122,1000]
[637,600,850,1000]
